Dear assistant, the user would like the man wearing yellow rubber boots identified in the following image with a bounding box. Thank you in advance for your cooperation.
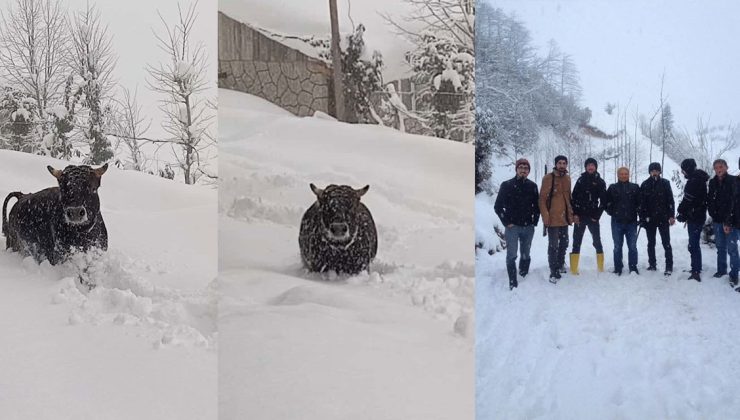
[570,157,607,274]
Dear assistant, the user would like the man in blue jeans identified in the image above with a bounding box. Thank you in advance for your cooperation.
[707,159,738,279]
[677,158,709,281]
[495,158,540,289]
[605,167,641,275]
[724,157,740,290]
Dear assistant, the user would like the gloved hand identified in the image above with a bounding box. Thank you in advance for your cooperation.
[676,214,687,223]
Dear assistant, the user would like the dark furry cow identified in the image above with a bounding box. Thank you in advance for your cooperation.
[2,164,109,265]
[299,183,378,275]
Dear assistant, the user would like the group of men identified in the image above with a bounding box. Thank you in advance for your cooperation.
[495,155,740,291]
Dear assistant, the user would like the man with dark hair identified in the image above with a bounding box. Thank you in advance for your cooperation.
[639,162,675,276]
[606,167,641,275]
[570,157,606,274]
[495,158,540,290]
[539,155,573,283]
[677,158,710,282]
[707,158,737,280]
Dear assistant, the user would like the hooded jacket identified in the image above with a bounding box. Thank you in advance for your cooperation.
[572,171,607,221]
[677,169,710,224]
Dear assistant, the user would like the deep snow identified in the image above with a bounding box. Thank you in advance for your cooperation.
[218,88,474,419]
[0,150,217,419]
[476,152,740,419]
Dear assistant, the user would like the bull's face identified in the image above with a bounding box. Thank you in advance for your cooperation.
[310,183,369,243]
[48,163,108,226]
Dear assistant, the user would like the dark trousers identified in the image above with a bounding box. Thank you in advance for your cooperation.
[572,219,603,254]
[645,223,673,269]
[612,220,638,271]
[547,226,569,271]
[687,222,703,273]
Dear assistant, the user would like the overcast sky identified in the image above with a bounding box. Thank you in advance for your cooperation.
[486,0,740,132]
[0,0,217,139]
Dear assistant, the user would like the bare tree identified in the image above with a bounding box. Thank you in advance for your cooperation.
[111,87,151,172]
[0,0,69,149]
[147,1,214,185]
[68,3,117,164]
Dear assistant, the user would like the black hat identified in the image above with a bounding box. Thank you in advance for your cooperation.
[554,155,568,165]
[681,158,697,173]
[648,162,661,173]
[584,157,598,170]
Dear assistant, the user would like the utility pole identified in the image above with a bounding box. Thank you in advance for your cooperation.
[329,0,345,121]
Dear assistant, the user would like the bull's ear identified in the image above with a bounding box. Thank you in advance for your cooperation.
[47,165,62,179]
[355,185,369,197]
[310,183,323,199]
[93,163,108,178]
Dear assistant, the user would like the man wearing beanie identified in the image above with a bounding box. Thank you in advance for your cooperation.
[707,159,738,281]
[676,158,709,281]
[539,155,574,283]
[570,157,607,274]
[639,162,675,275]
[605,167,641,275]
[495,158,540,290]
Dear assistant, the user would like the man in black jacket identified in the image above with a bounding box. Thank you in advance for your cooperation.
[708,159,738,280]
[723,157,740,290]
[676,158,710,281]
[639,162,675,276]
[570,157,607,274]
[495,158,540,290]
[605,167,641,275]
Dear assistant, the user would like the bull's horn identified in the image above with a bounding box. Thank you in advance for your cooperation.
[47,165,62,179]
[93,163,109,178]
[355,185,369,197]
[310,183,323,198]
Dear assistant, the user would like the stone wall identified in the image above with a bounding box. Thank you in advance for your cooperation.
[217,12,333,117]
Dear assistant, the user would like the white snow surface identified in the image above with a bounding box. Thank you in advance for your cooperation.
[218,88,474,419]
[0,150,217,419]
[477,151,740,418]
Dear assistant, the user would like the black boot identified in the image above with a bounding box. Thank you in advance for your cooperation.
[549,269,561,284]
[730,276,738,288]
[507,261,518,290]
[629,266,640,275]
[519,257,531,277]
[713,271,727,278]
[688,271,702,282]
[647,265,657,271]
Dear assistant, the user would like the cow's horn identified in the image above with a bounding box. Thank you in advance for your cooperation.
[47,166,62,179]
[310,183,323,198]
[355,185,369,197]
[93,163,109,178]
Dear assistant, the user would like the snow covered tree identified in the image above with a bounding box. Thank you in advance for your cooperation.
[475,107,494,194]
[0,0,69,145]
[46,74,84,159]
[147,1,214,185]
[340,24,383,124]
[112,87,151,172]
[0,86,39,152]
[384,0,474,142]
[68,3,116,164]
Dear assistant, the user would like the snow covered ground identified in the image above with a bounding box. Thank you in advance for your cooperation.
[0,150,217,419]
[477,154,740,419]
[218,88,474,419]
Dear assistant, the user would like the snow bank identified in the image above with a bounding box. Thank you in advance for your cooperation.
[219,88,473,419]
[0,150,217,419]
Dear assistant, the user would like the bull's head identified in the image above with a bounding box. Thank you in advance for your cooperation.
[310,183,369,243]
[48,163,108,226]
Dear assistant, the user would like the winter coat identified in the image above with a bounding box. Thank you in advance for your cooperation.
[605,181,640,224]
[677,169,710,224]
[707,174,735,224]
[727,176,740,228]
[539,171,573,227]
[571,171,607,221]
[639,176,675,225]
[495,176,540,227]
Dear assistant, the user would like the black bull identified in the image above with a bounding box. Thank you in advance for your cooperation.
[2,164,109,265]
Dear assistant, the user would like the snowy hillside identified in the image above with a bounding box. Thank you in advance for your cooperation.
[477,144,740,418]
[218,88,474,419]
[0,150,217,419]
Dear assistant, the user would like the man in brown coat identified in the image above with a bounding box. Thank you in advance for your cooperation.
[539,155,575,283]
